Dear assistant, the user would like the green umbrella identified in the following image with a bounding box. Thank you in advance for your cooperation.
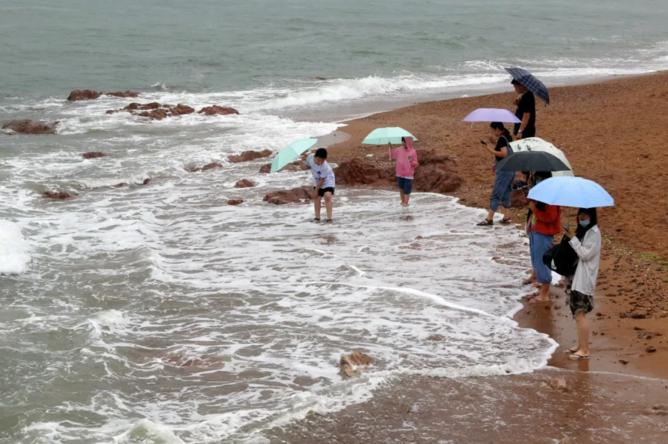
[362,127,417,145]
[270,138,318,173]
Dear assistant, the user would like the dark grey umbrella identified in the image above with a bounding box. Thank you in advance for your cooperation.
[497,151,570,172]
[506,67,550,104]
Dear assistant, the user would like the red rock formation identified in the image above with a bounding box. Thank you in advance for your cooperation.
[234,179,256,188]
[170,104,195,116]
[42,190,73,200]
[2,119,58,134]
[201,162,222,171]
[198,105,239,116]
[67,89,102,101]
[138,109,169,120]
[339,351,373,378]
[113,102,194,120]
[106,90,139,98]
[67,89,139,100]
[258,163,271,174]
[227,199,244,206]
[263,186,313,205]
[82,151,107,159]
[228,149,273,163]
[334,150,462,193]
[185,162,223,172]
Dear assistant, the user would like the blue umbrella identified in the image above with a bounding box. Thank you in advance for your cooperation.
[463,108,521,124]
[528,176,614,208]
[362,127,417,145]
[270,138,317,173]
[505,67,550,104]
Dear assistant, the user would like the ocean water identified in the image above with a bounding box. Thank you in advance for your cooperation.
[1,0,667,442]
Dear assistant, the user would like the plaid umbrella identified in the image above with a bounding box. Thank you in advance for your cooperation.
[505,67,550,104]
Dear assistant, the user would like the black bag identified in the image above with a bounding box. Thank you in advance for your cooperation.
[543,235,579,277]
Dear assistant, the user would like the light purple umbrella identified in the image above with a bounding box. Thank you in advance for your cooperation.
[463,108,521,124]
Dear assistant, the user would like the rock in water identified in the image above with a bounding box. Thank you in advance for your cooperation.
[339,351,373,378]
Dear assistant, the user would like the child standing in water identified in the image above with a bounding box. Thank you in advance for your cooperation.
[390,136,419,207]
[305,148,335,223]
[564,208,602,360]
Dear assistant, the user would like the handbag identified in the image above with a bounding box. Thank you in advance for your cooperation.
[543,235,579,277]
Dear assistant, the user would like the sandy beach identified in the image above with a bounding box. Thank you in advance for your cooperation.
[267,72,668,442]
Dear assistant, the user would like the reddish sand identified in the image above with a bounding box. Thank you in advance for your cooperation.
[325,72,668,380]
[267,72,668,443]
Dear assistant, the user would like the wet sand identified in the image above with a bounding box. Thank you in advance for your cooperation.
[268,73,668,442]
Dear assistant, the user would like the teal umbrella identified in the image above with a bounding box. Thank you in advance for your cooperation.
[362,127,417,145]
[270,138,318,173]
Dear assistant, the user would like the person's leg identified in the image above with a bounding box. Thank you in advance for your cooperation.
[574,311,590,356]
[529,233,553,302]
[404,179,413,206]
[324,191,333,221]
[314,193,322,220]
[399,190,406,206]
[499,171,515,223]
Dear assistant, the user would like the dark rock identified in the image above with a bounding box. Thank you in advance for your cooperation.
[201,162,222,171]
[67,89,101,101]
[228,149,273,163]
[170,104,195,116]
[646,346,657,353]
[138,109,169,120]
[82,151,107,159]
[42,190,73,200]
[619,359,629,365]
[263,186,313,205]
[258,163,271,174]
[142,178,151,185]
[426,334,446,341]
[340,351,373,378]
[106,90,139,98]
[2,119,58,135]
[235,179,256,188]
[185,162,223,173]
[227,199,244,206]
[198,105,239,116]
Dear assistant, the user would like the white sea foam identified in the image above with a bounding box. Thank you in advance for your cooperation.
[0,220,30,274]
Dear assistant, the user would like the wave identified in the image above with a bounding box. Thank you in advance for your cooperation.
[0,220,30,274]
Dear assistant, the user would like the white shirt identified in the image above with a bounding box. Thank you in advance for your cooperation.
[306,154,335,189]
[569,225,602,296]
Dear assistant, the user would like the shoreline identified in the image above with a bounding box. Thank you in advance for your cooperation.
[266,70,668,442]
[323,71,668,380]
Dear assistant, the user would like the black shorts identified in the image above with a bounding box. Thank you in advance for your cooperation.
[568,289,593,317]
[317,187,335,197]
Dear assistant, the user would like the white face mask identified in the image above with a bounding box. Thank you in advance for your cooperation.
[579,219,590,228]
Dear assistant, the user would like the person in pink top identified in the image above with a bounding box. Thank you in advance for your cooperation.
[389,136,419,207]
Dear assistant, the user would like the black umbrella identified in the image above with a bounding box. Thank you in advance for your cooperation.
[505,67,550,104]
[497,151,570,172]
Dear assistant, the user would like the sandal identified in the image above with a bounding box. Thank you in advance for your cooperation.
[476,219,493,226]
[500,217,512,224]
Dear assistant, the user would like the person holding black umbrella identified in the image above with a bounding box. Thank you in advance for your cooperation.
[477,122,514,226]
[512,79,536,139]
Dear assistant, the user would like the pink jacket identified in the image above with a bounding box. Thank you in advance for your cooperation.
[391,139,418,178]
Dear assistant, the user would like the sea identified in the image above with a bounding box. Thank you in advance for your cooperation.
[1,0,667,442]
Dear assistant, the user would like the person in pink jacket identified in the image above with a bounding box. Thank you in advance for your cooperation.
[389,136,419,207]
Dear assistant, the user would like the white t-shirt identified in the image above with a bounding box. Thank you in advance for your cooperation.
[306,154,335,189]
[569,226,601,296]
